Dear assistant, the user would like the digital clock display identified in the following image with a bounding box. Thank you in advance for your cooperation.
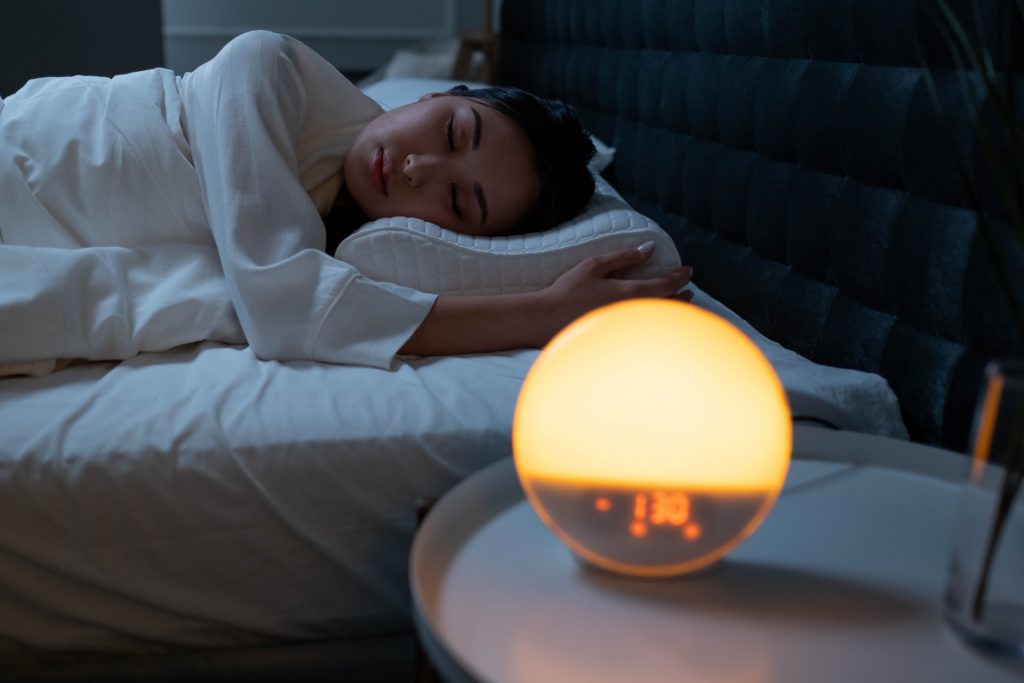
[526,479,772,573]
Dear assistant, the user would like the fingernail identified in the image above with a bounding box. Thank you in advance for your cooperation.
[637,241,656,255]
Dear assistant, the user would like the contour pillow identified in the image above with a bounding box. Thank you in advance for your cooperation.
[335,175,680,295]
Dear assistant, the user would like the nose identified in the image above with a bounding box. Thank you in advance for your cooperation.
[402,153,444,188]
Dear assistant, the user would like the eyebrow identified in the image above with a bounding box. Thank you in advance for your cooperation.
[470,106,487,227]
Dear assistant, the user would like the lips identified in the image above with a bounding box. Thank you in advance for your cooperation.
[371,147,388,196]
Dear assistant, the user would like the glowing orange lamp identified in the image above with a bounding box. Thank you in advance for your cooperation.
[513,299,792,578]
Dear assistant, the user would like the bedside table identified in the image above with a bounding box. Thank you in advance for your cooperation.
[410,426,1022,683]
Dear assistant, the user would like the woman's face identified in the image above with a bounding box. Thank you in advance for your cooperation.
[344,94,540,237]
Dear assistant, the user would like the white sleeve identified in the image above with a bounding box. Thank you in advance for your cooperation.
[181,31,436,368]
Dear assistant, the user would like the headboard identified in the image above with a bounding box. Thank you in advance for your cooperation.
[498,0,1024,451]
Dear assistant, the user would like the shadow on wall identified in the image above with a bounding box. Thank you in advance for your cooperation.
[0,0,162,97]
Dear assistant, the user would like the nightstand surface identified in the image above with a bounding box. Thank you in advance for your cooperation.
[410,427,1022,683]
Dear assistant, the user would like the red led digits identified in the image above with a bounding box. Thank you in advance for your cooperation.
[650,491,690,526]
[595,492,700,540]
[630,494,649,537]
[628,491,698,540]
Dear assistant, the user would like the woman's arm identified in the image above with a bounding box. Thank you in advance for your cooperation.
[400,243,693,356]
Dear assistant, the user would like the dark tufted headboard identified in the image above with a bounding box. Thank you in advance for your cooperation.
[498,0,1024,451]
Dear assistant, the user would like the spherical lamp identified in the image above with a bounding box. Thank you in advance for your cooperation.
[512,298,791,578]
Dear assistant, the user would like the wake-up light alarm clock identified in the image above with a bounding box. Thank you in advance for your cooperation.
[512,299,792,578]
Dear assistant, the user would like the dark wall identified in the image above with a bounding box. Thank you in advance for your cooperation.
[0,0,163,97]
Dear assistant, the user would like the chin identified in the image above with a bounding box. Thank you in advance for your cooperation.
[359,198,393,221]
[342,167,373,217]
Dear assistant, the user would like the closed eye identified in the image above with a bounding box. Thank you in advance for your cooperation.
[445,117,461,219]
[450,184,461,218]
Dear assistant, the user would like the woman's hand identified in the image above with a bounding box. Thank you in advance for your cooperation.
[399,242,693,357]
[537,242,694,339]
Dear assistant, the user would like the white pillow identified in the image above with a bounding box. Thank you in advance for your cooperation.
[588,136,616,174]
[335,176,680,296]
[360,77,615,173]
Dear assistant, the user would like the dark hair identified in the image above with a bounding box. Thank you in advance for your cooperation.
[447,85,596,234]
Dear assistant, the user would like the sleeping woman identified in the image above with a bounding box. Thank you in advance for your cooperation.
[0,31,693,371]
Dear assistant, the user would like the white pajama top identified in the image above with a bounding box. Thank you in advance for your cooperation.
[0,31,436,368]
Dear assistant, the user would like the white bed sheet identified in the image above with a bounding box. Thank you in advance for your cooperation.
[0,299,906,666]
[0,345,527,664]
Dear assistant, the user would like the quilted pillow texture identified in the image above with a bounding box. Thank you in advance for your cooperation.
[335,176,680,295]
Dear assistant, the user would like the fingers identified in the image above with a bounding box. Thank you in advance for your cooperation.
[629,266,693,297]
[595,243,693,288]
[577,242,696,303]
[590,241,658,275]
[675,289,695,303]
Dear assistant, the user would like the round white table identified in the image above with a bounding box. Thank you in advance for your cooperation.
[410,426,1023,683]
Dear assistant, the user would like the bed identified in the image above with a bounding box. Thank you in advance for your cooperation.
[1,0,1020,680]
